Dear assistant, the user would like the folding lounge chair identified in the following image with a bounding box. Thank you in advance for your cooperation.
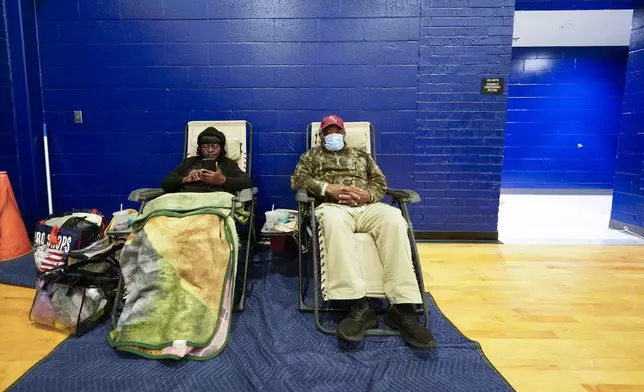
[119,120,258,313]
[296,121,430,336]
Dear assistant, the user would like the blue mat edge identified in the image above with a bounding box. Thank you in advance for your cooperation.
[423,291,516,392]
[6,289,516,392]
[2,250,515,392]
[0,252,36,289]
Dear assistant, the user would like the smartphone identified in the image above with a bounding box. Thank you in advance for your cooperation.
[202,159,218,172]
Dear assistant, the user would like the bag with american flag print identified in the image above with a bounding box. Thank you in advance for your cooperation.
[33,209,106,272]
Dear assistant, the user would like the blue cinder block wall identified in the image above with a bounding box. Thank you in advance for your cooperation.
[37,0,422,220]
[0,0,19,203]
[31,0,515,235]
[415,0,514,232]
[3,0,47,227]
[611,7,644,231]
[504,47,628,189]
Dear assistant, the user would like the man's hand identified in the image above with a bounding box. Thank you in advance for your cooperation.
[326,184,371,206]
[182,170,202,184]
[201,162,226,185]
[341,186,371,205]
[325,184,347,201]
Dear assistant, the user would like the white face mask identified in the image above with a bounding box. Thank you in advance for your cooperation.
[324,134,344,152]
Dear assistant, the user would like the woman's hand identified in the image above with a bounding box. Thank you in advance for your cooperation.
[182,170,202,184]
[201,163,226,185]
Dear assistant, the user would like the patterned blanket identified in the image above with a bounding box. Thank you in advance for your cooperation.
[108,192,239,360]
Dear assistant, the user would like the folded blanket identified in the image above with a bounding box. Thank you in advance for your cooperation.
[133,191,249,227]
[108,192,238,360]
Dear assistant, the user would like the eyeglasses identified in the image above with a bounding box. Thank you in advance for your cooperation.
[200,144,220,152]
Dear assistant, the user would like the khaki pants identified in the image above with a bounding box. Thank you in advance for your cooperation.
[315,203,423,304]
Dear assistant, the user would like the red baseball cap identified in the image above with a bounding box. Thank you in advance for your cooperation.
[320,115,344,130]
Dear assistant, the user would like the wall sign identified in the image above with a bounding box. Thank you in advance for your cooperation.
[481,78,504,95]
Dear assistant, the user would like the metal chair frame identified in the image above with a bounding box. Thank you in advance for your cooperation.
[296,122,429,336]
[111,121,257,331]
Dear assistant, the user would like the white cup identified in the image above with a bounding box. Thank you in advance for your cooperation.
[265,211,279,229]
[113,210,130,231]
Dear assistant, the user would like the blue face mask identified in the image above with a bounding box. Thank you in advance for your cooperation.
[324,134,344,152]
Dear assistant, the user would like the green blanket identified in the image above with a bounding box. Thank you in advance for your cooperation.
[108,192,239,360]
[133,191,250,228]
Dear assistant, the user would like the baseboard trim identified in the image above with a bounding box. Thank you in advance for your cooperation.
[501,188,612,196]
[609,220,644,238]
[414,230,500,243]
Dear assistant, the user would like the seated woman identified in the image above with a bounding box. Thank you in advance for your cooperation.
[162,127,252,194]
[109,126,250,361]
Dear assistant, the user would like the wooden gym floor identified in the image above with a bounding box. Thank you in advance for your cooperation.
[1,243,643,392]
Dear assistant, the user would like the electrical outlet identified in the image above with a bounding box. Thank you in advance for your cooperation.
[74,110,83,124]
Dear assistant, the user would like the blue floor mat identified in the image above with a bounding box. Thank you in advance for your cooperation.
[0,253,36,288]
[7,249,514,392]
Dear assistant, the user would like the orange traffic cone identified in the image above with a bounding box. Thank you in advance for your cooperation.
[0,171,32,262]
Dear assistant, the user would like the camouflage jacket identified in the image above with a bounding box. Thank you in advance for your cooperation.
[290,146,387,204]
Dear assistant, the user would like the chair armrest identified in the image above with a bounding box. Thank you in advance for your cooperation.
[296,189,315,203]
[128,188,165,202]
[386,188,421,204]
[236,187,258,203]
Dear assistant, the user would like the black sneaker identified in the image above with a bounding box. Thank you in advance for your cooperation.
[336,298,378,342]
[384,304,436,348]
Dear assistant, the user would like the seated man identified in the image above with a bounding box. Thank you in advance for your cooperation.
[291,115,435,348]
[162,127,252,194]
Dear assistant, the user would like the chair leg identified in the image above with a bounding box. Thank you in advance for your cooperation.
[235,200,255,312]
[297,205,307,311]
[138,200,146,215]
[301,200,430,337]
[111,274,124,329]
[400,201,431,328]
[310,204,336,335]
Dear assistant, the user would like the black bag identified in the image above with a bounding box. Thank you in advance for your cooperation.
[29,255,121,336]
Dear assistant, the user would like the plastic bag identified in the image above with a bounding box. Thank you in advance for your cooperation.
[29,255,120,336]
